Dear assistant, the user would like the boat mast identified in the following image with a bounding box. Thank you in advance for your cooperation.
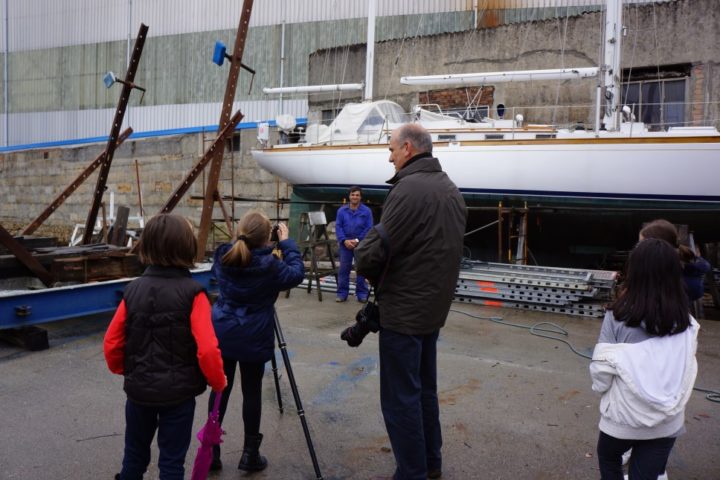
[602,0,623,131]
[364,0,376,101]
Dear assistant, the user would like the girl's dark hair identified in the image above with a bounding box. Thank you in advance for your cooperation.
[222,211,272,268]
[137,214,197,268]
[640,218,697,262]
[610,238,690,336]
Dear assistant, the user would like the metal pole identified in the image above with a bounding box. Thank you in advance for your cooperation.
[273,310,323,480]
[364,0,376,101]
[270,353,284,413]
[279,0,286,114]
[4,0,9,146]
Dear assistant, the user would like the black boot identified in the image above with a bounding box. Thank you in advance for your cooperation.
[210,444,222,471]
[237,433,268,472]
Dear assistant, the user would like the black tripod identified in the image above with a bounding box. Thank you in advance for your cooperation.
[270,310,323,480]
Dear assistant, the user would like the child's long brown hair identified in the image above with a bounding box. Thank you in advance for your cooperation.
[610,238,690,336]
[222,211,272,267]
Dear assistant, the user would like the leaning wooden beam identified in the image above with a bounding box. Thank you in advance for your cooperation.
[157,109,244,214]
[196,0,254,261]
[82,23,149,244]
[0,224,55,287]
[20,128,133,236]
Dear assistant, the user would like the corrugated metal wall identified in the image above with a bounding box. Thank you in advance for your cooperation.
[0,0,675,147]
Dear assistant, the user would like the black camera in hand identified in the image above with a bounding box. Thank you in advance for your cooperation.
[340,302,380,347]
[271,225,280,242]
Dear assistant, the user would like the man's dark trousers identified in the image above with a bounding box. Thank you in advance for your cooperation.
[120,397,195,480]
[379,328,442,480]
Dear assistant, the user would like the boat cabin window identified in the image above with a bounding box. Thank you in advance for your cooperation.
[485,134,504,140]
[438,134,456,141]
[535,134,556,139]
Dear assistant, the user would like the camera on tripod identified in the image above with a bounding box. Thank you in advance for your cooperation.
[340,301,380,347]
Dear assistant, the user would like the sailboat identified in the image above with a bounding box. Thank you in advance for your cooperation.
[251,1,720,210]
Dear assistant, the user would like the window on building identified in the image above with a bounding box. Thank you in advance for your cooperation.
[321,108,341,126]
[621,64,690,131]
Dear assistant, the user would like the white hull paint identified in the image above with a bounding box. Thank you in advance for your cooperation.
[252,137,720,207]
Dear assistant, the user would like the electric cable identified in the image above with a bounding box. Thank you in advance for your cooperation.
[449,308,720,404]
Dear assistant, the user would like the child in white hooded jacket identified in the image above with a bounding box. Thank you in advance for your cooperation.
[590,238,699,480]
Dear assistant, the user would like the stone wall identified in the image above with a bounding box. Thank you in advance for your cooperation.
[0,128,289,244]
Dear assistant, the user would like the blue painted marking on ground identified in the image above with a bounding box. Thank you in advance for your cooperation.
[312,355,377,405]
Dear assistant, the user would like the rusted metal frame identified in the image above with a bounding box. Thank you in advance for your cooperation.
[196,0,254,260]
[0,224,54,286]
[158,109,244,214]
[214,191,234,235]
[21,128,133,236]
[82,23,149,244]
[134,159,144,219]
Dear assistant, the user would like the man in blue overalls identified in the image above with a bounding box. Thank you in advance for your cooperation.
[335,186,373,303]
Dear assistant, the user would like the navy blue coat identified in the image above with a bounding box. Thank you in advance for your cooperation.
[211,239,305,362]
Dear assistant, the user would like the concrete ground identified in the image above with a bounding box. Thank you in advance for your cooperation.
[1,290,719,480]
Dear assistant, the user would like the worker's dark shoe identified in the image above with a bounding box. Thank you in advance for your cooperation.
[238,433,268,472]
[210,444,222,471]
[428,468,442,479]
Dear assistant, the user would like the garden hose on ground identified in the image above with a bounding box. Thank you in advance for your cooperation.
[449,308,720,404]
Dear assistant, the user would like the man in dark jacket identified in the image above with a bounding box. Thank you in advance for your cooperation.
[355,123,467,480]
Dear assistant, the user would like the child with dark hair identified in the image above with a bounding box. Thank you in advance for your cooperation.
[104,214,227,480]
[639,219,711,302]
[590,238,699,480]
[208,211,305,472]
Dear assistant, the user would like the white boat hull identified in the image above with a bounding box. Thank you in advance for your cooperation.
[252,137,720,207]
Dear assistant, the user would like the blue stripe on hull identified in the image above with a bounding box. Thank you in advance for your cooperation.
[291,185,720,209]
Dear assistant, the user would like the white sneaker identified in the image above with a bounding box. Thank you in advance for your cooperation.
[623,472,668,480]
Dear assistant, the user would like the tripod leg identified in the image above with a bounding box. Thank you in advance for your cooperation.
[270,352,284,413]
[273,311,323,480]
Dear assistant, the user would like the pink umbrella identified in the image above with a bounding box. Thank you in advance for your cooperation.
[191,392,224,480]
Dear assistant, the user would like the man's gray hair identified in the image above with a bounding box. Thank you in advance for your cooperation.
[396,124,433,154]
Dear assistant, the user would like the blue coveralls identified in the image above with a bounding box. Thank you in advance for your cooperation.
[335,203,373,300]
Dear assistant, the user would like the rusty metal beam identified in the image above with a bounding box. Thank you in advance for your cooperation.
[21,128,133,236]
[0,224,55,287]
[196,0,254,260]
[157,109,244,214]
[82,23,149,244]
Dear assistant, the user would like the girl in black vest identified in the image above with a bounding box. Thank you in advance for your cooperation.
[208,211,305,472]
[104,214,227,480]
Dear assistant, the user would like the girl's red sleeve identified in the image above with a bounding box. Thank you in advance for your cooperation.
[190,292,227,392]
[104,299,127,374]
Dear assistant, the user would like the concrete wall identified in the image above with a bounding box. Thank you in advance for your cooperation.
[310,0,720,127]
[0,128,286,243]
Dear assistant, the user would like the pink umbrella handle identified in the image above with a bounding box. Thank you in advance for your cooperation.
[211,390,223,417]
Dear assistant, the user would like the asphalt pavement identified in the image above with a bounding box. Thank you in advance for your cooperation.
[1,290,719,480]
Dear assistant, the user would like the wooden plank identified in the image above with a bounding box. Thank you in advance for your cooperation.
[0,224,55,287]
[109,205,130,246]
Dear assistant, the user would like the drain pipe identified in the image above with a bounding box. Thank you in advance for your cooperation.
[364,0,376,101]
[4,0,9,146]
[279,2,286,114]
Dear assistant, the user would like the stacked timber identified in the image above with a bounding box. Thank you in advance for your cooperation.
[454,261,617,318]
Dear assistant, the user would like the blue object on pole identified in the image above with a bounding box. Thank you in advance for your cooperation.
[103,71,117,89]
[213,41,227,66]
